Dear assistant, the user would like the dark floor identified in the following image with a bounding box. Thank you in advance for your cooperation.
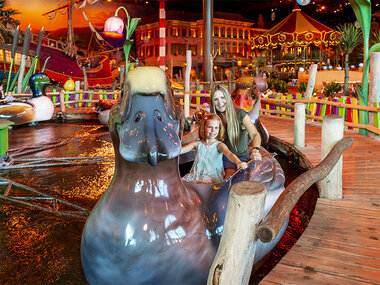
[0,122,318,284]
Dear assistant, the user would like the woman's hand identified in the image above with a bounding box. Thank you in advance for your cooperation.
[251,149,262,161]
[237,161,249,170]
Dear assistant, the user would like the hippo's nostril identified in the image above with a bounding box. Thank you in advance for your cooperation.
[154,110,163,122]
[134,113,143,123]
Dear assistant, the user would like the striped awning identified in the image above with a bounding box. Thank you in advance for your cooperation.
[252,7,340,49]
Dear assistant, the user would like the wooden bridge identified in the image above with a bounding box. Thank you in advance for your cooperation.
[259,115,380,284]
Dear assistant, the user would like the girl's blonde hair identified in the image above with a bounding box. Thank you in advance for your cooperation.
[210,85,240,150]
[199,113,225,142]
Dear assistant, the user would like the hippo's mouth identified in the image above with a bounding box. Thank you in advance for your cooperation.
[116,92,182,166]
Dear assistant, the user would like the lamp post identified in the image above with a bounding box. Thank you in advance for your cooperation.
[104,6,140,83]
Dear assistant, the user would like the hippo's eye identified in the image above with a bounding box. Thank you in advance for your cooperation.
[154,110,163,122]
[245,95,249,100]
[236,95,240,101]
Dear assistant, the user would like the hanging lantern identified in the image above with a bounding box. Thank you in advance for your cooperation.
[103,16,124,38]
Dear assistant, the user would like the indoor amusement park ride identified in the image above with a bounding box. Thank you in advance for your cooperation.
[80,66,287,284]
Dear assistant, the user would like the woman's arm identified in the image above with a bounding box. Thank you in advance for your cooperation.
[180,141,198,155]
[182,126,200,145]
[242,114,262,161]
[217,143,248,169]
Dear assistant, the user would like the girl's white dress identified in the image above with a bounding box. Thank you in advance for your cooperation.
[183,141,225,184]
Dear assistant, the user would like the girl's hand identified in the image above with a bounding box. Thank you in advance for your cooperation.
[237,161,249,170]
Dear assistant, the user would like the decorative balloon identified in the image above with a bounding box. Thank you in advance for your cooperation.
[64,78,75,91]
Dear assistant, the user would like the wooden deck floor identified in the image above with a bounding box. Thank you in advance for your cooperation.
[259,115,380,285]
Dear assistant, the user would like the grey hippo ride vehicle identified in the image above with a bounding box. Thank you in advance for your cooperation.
[80,66,287,285]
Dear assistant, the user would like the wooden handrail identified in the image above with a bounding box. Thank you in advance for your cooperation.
[260,108,380,135]
[262,97,380,112]
[257,137,354,243]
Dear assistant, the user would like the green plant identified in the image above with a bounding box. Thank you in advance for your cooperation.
[297,81,307,94]
[337,23,363,96]
[323,81,342,98]
[267,78,277,90]
[349,0,380,135]
[274,80,288,94]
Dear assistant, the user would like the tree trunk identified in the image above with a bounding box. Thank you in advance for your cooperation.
[343,53,350,96]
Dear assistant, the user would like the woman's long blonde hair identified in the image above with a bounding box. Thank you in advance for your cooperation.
[210,85,240,150]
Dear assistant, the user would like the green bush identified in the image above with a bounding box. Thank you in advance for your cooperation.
[267,78,277,90]
[274,80,288,94]
[323,81,342,98]
[297,81,307,94]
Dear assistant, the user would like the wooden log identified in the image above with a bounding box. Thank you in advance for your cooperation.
[257,136,354,243]
[294,103,305,147]
[207,181,266,285]
[59,90,66,113]
[304,64,318,99]
[321,115,344,199]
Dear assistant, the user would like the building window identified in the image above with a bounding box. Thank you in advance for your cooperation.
[220,42,224,55]
[220,27,225,37]
[155,45,159,57]
[182,28,187,37]
[171,27,179,37]
[148,45,153,56]
[190,29,197,38]
[227,28,231,37]
[244,30,248,39]
[214,26,218,37]
[214,42,218,54]
[178,43,186,56]
[233,28,237,38]
[238,29,243,38]
[226,42,231,53]
[238,43,243,55]
[232,42,237,53]
[189,44,197,56]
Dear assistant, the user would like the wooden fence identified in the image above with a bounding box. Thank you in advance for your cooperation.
[7,88,380,136]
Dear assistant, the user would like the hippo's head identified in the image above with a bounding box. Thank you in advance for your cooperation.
[231,76,267,112]
[109,67,184,166]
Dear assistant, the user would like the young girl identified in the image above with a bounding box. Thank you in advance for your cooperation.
[181,113,248,184]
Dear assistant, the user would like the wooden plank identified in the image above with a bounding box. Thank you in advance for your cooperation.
[296,235,380,259]
[260,263,375,285]
[279,251,380,283]
[260,115,380,284]
[303,227,380,250]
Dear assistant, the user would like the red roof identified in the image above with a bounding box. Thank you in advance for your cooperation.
[265,7,333,35]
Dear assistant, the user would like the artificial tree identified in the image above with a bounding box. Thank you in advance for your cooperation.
[349,0,380,135]
[337,23,362,97]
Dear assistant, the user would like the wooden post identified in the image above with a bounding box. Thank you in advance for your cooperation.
[59,90,66,114]
[304,63,317,99]
[81,66,88,90]
[74,80,80,108]
[368,52,380,127]
[184,50,191,118]
[207,181,266,285]
[321,114,344,199]
[294,103,305,147]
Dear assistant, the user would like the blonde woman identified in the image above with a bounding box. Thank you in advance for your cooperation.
[210,85,261,177]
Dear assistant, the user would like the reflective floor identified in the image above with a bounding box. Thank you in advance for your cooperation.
[0,122,318,284]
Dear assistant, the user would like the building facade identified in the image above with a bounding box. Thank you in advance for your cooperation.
[135,11,267,80]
